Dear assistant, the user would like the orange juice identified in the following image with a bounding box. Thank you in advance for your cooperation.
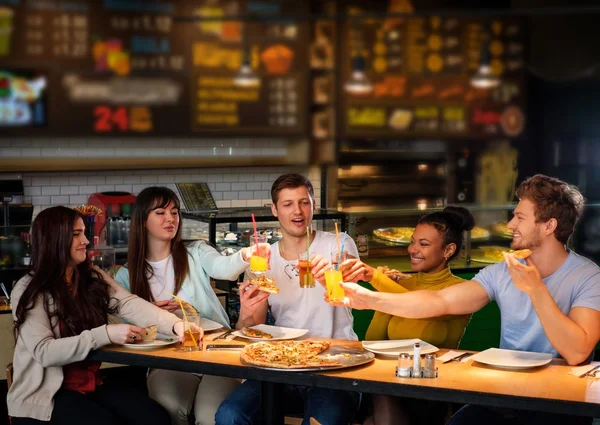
[325,269,344,301]
[297,260,315,288]
[250,255,268,272]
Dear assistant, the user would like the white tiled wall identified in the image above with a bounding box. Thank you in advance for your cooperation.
[0,138,290,159]
[1,138,320,218]
[19,166,322,218]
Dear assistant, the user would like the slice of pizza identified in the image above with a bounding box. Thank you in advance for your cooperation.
[510,249,532,260]
[377,266,411,283]
[249,275,280,294]
[242,327,273,339]
[167,299,199,315]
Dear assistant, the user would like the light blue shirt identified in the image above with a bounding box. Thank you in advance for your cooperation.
[473,250,600,357]
[116,241,249,329]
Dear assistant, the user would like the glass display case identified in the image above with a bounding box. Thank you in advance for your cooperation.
[182,207,347,251]
[347,204,519,274]
[347,203,600,274]
[0,224,31,297]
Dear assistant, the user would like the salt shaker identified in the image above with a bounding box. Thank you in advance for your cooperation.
[396,353,411,378]
[423,353,438,378]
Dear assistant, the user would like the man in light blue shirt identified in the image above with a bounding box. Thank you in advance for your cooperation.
[333,174,600,425]
[475,249,600,357]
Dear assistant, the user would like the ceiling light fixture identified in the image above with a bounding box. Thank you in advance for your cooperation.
[470,22,501,89]
[344,55,373,94]
[233,22,260,88]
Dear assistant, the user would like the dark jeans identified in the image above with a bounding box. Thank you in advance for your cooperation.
[215,379,361,425]
[10,381,170,425]
[446,404,593,425]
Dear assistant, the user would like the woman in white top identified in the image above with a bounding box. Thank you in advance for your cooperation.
[116,186,269,425]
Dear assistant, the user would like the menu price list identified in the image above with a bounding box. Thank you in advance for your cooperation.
[0,0,308,137]
[341,4,525,139]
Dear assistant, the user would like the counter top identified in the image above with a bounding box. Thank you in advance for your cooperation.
[364,256,490,275]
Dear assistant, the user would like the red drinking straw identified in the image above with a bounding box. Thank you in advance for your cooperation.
[251,213,259,255]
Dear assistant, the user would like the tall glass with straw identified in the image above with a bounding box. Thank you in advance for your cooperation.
[168,293,201,351]
[249,213,268,275]
[298,226,315,288]
[325,226,347,302]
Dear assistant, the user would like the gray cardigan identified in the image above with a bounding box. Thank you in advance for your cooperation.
[7,274,182,421]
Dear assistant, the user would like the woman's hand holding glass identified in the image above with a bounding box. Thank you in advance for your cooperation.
[173,320,204,343]
[341,258,374,283]
[247,235,270,275]
[241,242,271,265]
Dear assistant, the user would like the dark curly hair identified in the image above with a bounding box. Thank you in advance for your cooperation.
[418,206,475,262]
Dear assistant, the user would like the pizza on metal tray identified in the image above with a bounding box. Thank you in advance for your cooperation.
[241,340,341,369]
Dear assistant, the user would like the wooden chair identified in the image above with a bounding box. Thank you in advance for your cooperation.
[6,363,12,390]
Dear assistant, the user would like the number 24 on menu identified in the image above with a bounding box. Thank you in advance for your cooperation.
[93,106,153,133]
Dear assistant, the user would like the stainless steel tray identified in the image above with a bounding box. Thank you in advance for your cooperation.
[372,227,413,246]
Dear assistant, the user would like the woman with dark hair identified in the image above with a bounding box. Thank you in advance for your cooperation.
[115,186,268,425]
[341,206,475,425]
[8,206,186,425]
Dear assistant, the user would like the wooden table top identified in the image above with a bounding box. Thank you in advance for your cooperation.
[88,338,600,417]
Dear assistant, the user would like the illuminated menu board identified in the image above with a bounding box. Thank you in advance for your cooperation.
[340,2,526,139]
[0,0,308,137]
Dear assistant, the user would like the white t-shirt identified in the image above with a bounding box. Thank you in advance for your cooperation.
[265,230,358,340]
[147,255,186,302]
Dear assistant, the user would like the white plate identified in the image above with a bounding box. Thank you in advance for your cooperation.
[232,324,309,341]
[362,339,439,357]
[123,334,177,350]
[471,348,553,370]
[201,318,224,332]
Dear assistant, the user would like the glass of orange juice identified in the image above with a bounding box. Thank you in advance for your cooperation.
[249,234,269,275]
[325,250,348,302]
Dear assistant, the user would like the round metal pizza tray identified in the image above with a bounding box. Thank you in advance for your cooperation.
[240,345,375,372]
[372,227,413,246]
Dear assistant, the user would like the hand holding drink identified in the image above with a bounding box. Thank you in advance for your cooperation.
[325,250,348,302]
[249,234,269,274]
[297,252,315,288]
[178,313,203,352]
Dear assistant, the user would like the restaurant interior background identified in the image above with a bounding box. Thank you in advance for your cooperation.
[2,0,600,422]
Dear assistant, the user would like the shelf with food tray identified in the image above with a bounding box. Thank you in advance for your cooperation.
[347,202,600,272]
[346,204,517,273]
[182,207,347,252]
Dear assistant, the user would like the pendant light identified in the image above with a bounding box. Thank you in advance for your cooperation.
[344,15,373,95]
[233,21,260,88]
[344,55,373,94]
[471,21,500,89]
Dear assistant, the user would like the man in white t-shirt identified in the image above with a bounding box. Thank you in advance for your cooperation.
[215,173,361,425]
